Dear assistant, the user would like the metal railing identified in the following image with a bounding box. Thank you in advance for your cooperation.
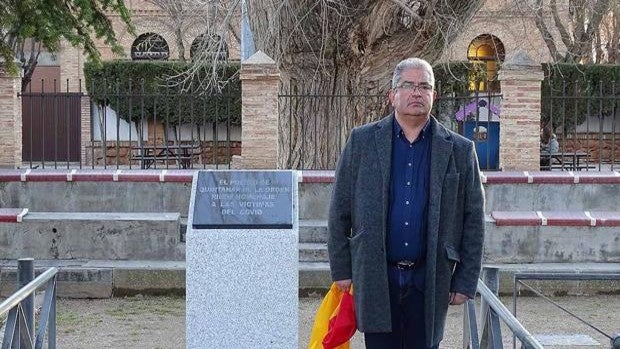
[542,79,619,171]
[278,81,502,170]
[463,267,544,349]
[513,272,620,349]
[0,259,58,349]
[18,79,240,170]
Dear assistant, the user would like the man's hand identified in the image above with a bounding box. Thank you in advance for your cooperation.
[449,292,469,305]
[335,279,352,292]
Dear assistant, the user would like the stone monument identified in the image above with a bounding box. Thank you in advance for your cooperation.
[186,170,298,348]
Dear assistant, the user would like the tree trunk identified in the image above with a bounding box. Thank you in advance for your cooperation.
[278,65,391,169]
[175,26,186,61]
[248,0,484,169]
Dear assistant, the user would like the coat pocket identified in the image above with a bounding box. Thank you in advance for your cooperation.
[445,245,461,262]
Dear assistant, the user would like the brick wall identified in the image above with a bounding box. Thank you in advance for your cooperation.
[0,72,22,168]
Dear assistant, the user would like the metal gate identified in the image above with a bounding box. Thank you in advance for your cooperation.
[21,92,82,163]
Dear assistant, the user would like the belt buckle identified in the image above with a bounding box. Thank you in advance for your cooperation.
[396,260,416,270]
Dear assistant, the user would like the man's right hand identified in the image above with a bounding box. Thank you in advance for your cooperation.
[335,279,352,292]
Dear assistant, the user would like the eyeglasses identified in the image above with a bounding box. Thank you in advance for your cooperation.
[396,82,434,92]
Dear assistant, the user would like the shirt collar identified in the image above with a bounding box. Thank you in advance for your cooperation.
[393,117,432,140]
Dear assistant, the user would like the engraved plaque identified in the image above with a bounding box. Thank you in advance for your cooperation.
[192,171,294,229]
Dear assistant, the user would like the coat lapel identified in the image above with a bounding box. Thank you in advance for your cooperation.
[375,114,393,240]
[428,117,453,206]
[427,116,454,254]
[425,117,454,341]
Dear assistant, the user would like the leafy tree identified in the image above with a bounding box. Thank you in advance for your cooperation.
[0,0,133,91]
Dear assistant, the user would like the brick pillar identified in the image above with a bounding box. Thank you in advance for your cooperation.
[498,51,544,171]
[81,95,91,165]
[58,39,84,91]
[0,70,22,168]
[231,51,280,169]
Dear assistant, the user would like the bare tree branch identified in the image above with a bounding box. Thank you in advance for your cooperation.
[550,0,573,50]
[534,0,564,61]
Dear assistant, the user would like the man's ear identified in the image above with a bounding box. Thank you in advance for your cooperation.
[388,89,395,105]
[433,90,437,101]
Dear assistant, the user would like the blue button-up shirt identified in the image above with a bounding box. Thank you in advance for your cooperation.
[387,118,431,264]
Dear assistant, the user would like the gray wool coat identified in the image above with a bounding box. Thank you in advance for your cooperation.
[327,114,485,347]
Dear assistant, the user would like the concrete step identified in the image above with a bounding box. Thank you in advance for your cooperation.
[2,260,617,298]
[299,242,328,262]
[3,170,620,219]
[484,172,620,214]
[299,181,332,220]
[299,219,327,243]
[484,211,620,263]
[0,212,184,260]
[0,170,193,214]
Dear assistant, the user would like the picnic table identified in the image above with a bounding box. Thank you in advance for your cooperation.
[541,151,593,171]
[131,143,202,169]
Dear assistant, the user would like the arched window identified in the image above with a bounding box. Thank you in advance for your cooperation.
[131,33,170,60]
[467,34,505,92]
[190,34,229,61]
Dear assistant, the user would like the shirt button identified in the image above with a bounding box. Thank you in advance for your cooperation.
[408,163,412,167]
[409,144,413,148]
[405,222,409,226]
[405,201,409,205]
[404,242,409,246]
[407,181,411,186]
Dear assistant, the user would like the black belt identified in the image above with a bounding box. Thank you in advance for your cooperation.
[389,260,418,270]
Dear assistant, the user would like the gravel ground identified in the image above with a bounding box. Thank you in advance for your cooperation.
[22,294,619,348]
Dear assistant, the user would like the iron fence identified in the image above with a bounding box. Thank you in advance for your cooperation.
[541,79,619,171]
[18,79,241,170]
[0,259,57,349]
[278,81,502,170]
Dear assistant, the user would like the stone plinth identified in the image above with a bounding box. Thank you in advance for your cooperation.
[186,170,299,348]
[498,50,544,171]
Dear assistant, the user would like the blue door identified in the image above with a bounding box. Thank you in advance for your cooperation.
[463,121,500,170]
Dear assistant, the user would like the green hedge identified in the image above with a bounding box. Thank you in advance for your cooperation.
[84,60,241,126]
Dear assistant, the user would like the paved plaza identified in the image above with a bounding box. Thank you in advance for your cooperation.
[34,294,618,348]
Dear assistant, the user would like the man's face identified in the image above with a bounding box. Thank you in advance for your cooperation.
[388,68,436,118]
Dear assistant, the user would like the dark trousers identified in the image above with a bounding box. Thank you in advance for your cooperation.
[364,266,438,349]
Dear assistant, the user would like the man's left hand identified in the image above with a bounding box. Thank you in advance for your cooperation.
[449,292,469,305]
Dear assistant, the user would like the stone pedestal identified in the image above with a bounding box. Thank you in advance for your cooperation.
[498,50,544,171]
[186,170,299,348]
[0,71,22,168]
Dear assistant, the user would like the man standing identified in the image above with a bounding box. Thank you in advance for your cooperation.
[327,57,485,349]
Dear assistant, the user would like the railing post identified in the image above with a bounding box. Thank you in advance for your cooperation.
[480,267,501,349]
[463,300,480,349]
[18,258,35,347]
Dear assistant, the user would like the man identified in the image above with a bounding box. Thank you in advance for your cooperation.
[327,57,485,349]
